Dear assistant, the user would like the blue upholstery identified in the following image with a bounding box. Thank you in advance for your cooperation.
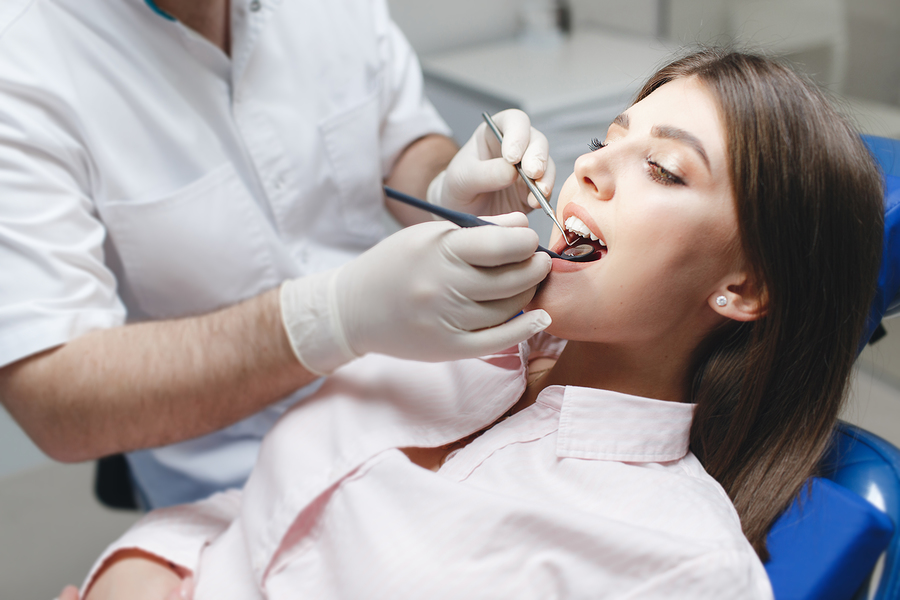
[765,476,893,600]
[820,423,900,599]
[862,135,900,343]
[765,423,899,600]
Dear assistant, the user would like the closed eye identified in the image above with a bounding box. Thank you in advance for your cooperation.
[647,159,684,186]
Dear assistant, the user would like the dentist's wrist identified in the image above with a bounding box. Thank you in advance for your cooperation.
[279,270,359,376]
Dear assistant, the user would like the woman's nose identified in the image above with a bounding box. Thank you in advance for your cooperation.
[574,151,615,201]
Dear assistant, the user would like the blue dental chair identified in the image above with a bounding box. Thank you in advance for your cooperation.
[763,134,900,600]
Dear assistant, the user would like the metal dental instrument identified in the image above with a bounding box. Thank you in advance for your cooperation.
[481,112,574,246]
[384,186,599,262]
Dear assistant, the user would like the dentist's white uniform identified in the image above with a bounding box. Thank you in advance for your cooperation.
[0,0,450,507]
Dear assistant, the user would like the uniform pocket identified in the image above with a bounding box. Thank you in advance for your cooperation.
[319,89,386,242]
[100,164,279,319]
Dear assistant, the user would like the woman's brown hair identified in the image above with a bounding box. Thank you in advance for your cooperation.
[633,49,884,561]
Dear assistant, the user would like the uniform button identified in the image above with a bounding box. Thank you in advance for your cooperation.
[250,0,262,11]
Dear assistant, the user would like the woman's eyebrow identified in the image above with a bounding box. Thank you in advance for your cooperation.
[612,113,629,129]
[651,125,710,171]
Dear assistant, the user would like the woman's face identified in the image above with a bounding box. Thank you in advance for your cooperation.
[531,76,743,344]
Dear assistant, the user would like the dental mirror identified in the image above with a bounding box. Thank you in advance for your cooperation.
[383,186,602,263]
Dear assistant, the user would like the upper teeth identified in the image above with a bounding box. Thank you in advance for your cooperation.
[565,216,606,246]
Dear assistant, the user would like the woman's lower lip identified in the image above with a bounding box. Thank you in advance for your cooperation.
[551,256,596,272]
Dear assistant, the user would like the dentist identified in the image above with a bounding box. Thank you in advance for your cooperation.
[0,0,554,508]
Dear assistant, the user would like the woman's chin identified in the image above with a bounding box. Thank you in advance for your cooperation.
[527,273,566,315]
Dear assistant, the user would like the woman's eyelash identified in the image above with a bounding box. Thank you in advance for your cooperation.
[588,138,606,151]
[647,159,684,186]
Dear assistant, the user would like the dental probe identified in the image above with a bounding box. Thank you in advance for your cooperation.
[383,186,599,262]
[481,112,574,246]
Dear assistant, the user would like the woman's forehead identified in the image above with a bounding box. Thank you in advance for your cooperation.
[622,77,727,167]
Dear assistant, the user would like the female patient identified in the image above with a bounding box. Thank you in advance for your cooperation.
[75,49,884,599]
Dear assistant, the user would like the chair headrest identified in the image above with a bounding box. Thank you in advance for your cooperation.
[862,135,900,345]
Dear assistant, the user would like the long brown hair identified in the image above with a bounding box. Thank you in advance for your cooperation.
[633,49,884,560]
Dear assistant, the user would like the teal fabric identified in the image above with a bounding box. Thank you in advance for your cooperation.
[144,0,175,21]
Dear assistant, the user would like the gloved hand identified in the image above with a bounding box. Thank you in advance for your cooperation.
[280,212,552,375]
[427,109,556,217]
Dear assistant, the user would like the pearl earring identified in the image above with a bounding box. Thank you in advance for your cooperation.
[716,296,727,307]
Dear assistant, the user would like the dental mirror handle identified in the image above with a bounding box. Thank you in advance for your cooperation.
[383,186,578,260]
[480,112,570,245]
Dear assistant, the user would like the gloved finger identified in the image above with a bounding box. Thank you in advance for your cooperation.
[520,126,550,180]
[488,109,533,164]
[447,287,541,332]
[453,309,552,356]
[478,211,530,228]
[471,122,502,160]
[446,224,543,267]
[455,256,552,302]
[526,156,557,210]
[447,156,518,198]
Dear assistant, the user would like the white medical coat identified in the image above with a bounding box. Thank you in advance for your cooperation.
[0,0,450,506]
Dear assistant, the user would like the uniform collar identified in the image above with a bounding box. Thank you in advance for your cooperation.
[137,0,280,85]
[537,385,695,463]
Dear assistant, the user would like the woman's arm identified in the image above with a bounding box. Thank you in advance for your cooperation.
[70,490,241,600]
[81,549,192,600]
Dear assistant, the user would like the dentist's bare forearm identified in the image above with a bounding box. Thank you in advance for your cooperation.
[385,133,458,226]
[0,288,316,463]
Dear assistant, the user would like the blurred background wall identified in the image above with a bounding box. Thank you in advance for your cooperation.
[389,0,900,102]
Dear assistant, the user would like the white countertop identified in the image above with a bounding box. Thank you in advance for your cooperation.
[420,29,676,119]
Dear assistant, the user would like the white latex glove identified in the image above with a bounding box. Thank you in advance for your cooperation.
[280,212,552,375]
[427,109,556,217]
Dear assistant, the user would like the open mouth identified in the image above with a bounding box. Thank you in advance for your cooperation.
[556,215,608,260]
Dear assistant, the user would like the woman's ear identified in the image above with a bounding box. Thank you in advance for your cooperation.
[709,272,767,322]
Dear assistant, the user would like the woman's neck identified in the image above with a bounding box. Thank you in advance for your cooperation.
[517,338,696,413]
[155,0,231,55]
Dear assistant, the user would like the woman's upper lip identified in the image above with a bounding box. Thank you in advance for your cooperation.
[556,203,606,253]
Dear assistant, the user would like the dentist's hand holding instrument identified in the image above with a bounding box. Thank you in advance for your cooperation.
[427,109,556,217]
[280,214,552,375]
[280,109,559,375]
